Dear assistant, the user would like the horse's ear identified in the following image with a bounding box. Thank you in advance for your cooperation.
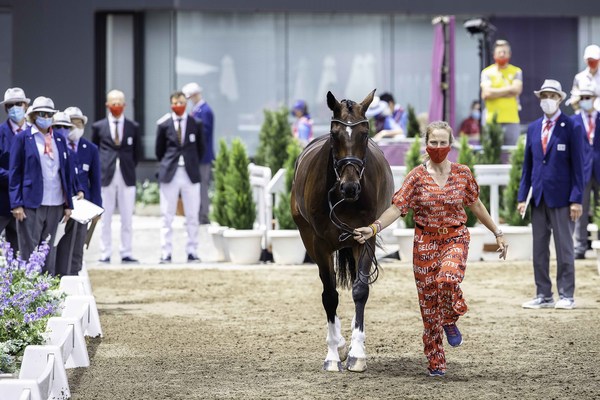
[326,91,340,113]
[360,89,377,115]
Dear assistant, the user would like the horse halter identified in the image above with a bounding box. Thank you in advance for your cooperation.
[329,118,369,181]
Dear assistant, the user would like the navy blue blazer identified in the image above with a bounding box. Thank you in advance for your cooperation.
[518,112,586,208]
[70,137,102,207]
[9,127,74,210]
[0,120,23,216]
[571,112,600,184]
[91,117,139,187]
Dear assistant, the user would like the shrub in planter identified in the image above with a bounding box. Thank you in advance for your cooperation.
[211,139,231,227]
[457,134,478,227]
[406,104,420,138]
[402,136,422,228]
[501,135,530,226]
[274,141,302,229]
[136,179,160,205]
[0,241,64,373]
[224,138,256,230]
[255,107,293,176]
[478,114,503,211]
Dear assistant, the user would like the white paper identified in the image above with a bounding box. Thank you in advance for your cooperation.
[53,220,66,247]
[70,197,104,224]
[521,187,532,219]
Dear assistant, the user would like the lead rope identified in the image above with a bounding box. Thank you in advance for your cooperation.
[328,185,380,285]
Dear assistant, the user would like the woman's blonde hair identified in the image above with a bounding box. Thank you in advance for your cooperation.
[424,120,454,145]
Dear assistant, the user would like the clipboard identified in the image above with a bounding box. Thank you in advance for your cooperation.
[70,197,104,224]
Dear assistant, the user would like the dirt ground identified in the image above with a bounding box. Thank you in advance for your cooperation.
[65,256,600,400]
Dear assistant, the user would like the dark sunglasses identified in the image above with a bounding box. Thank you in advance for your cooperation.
[54,125,71,130]
[6,102,25,108]
[580,96,594,101]
[37,111,54,118]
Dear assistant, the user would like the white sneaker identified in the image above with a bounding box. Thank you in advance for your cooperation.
[522,297,555,309]
[554,298,576,310]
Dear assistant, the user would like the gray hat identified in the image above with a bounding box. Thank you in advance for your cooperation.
[52,112,73,127]
[182,82,202,98]
[0,87,30,106]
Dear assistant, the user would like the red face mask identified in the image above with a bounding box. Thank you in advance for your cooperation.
[494,56,510,67]
[426,146,451,164]
[108,105,124,118]
[588,59,599,70]
[171,104,186,116]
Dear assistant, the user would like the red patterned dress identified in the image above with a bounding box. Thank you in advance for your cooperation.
[392,162,479,373]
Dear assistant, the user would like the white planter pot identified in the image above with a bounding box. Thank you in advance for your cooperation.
[267,230,306,265]
[501,225,533,261]
[208,225,230,262]
[467,226,486,262]
[223,229,264,264]
[392,228,415,262]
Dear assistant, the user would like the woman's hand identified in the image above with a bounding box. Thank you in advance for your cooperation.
[496,235,508,260]
[353,227,374,244]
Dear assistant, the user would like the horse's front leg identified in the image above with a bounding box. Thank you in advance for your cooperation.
[319,261,347,372]
[346,248,371,372]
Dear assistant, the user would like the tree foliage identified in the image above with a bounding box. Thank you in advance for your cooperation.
[211,139,231,226]
[274,141,303,229]
[224,139,257,230]
[406,104,420,138]
[403,137,422,228]
[254,107,293,175]
[501,135,530,226]
[457,134,479,227]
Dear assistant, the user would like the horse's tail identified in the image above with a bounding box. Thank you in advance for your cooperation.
[335,248,356,289]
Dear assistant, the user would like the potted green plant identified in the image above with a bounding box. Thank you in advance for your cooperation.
[499,135,533,260]
[405,104,420,138]
[477,114,503,211]
[222,138,263,264]
[457,134,485,261]
[207,139,231,261]
[135,179,160,216]
[254,107,293,176]
[267,140,306,264]
[393,134,422,261]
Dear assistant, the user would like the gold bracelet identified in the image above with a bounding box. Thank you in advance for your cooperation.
[368,224,378,235]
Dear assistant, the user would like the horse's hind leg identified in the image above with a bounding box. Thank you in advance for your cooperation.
[346,248,371,372]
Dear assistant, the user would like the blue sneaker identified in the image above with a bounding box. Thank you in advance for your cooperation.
[428,369,445,377]
[443,324,463,347]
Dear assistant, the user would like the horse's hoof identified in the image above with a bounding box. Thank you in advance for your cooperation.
[323,360,343,372]
[338,344,349,362]
[346,356,367,372]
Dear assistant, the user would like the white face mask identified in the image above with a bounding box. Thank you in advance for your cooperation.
[540,98,559,115]
[579,99,594,112]
[68,127,84,142]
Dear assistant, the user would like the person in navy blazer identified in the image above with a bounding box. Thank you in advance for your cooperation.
[517,79,585,311]
[0,87,30,252]
[9,96,74,275]
[91,89,139,264]
[570,83,600,259]
[55,108,102,276]
[155,91,204,263]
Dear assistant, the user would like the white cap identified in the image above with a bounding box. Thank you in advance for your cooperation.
[52,111,73,127]
[583,44,600,60]
[181,82,202,98]
[29,96,57,114]
[574,81,597,97]
[533,79,566,101]
[0,87,30,105]
[365,96,390,118]
[64,106,88,125]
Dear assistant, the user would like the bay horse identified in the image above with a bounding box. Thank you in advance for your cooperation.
[291,90,394,372]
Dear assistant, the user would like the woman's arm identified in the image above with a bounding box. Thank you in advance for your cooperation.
[353,205,402,244]
[468,198,508,259]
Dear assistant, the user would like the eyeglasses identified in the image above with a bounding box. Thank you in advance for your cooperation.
[53,125,71,130]
[37,111,54,118]
[580,96,594,101]
[6,102,25,108]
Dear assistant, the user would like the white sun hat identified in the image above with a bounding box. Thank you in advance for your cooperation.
[0,87,30,106]
[64,106,88,125]
[182,82,202,98]
[533,79,566,101]
[30,96,58,114]
[583,44,600,60]
[52,111,74,127]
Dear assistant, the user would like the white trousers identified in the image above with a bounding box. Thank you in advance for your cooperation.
[160,166,200,257]
[100,165,136,259]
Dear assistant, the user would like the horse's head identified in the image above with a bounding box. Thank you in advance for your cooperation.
[326,89,376,201]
